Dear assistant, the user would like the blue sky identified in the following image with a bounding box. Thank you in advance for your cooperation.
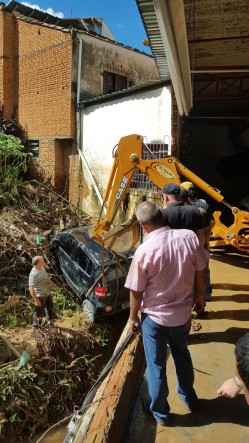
[20,1,151,54]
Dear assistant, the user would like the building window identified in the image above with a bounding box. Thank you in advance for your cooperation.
[130,143,169,192]
[103,71,128,94]
[27,140,40,158]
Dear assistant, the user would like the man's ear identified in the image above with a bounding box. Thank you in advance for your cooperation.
[141,222,150,233]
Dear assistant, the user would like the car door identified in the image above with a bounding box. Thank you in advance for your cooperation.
[71,245,96,297]
[56,235,90,297]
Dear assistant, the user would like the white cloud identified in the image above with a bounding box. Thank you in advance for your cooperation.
[116,23,125,29]
[21,2,64,18]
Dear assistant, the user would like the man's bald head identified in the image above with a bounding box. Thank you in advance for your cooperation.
[136,200,163,227]
[32,256,44,266]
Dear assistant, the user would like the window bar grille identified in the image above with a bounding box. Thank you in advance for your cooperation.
[130,143,168,191]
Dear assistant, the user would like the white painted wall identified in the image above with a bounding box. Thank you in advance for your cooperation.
[80,85,171,216]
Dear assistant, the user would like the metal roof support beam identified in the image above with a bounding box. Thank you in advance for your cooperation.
[153,0,192,116]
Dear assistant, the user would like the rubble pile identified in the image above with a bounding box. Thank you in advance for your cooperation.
[0,180,109,442]
[0,321,107,443]
[0,180,91,300]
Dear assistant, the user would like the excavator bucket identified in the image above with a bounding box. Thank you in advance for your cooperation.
[100,218,141,253]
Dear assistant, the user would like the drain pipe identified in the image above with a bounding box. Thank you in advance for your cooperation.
[76,39,104,207]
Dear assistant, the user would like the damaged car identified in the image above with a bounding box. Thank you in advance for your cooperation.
[50,225,132,322]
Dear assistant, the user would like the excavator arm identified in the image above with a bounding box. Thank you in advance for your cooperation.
[91,134,249,253]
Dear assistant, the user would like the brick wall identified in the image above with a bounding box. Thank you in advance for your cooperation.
[17,20,74,137]
[0,11,18,116]
[0,9,76,192]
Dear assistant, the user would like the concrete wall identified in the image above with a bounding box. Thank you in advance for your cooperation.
[78,85,171,217]
[72,32,159,102]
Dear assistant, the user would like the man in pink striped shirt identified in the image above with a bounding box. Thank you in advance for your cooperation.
[125,200,206,426]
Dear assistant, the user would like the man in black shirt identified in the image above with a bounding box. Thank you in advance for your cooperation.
[181,181,214,301]
[160,183,207,317]
[181,181,214,250]
[160,183,205,245]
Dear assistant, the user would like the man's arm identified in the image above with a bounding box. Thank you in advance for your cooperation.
[204,225,212,249]
[29,285,41,307]
[217,376,242,398]
[196,228,206,248]
[43,268,56,287]
[204,217,214,249]
[193,269,206,313]
[129,289,143,334]
[49,279,56,287]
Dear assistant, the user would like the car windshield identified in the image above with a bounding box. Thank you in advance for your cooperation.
[65,226,113,264]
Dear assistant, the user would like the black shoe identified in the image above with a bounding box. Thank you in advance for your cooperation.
[205,294,212,301]
[185,399,199,412]
[196,309,207,319]
[141,400,169,426]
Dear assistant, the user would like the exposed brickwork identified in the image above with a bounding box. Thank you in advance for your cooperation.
[0,9,75,192]
[17,21,74,137]
[0,11,18,116]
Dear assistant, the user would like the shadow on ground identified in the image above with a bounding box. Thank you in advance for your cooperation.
[189,327,247,346]
[169,395,248,427]
[210,251,249,269]
[210,293,249,303]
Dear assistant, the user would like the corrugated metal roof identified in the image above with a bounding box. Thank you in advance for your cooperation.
[80,80,169,107]
[3,0,76,30]
[136,0,249,116]
[136,0,171,80]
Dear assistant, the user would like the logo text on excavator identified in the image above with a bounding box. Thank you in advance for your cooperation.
[116,176,128,200]
[155,164,175,179]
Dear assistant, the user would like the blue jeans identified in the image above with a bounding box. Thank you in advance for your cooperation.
[205,265,212,300]
[141,313,197,423]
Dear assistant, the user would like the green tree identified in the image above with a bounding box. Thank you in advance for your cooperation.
[0,133,31,206]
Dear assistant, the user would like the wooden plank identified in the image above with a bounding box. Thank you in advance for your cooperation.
[73,321,145,443]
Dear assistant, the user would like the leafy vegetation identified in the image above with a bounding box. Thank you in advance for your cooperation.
[0,133,31,207]
[0,300,33,328]
[52,287,81,317]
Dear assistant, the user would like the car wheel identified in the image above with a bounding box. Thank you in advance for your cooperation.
[82,299,96,323]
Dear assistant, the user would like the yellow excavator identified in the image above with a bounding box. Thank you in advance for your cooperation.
[91,134,249,254]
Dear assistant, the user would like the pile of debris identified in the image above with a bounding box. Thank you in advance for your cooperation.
[0,319,111,442]
[0,180,103,441]
[0,180,92,300]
